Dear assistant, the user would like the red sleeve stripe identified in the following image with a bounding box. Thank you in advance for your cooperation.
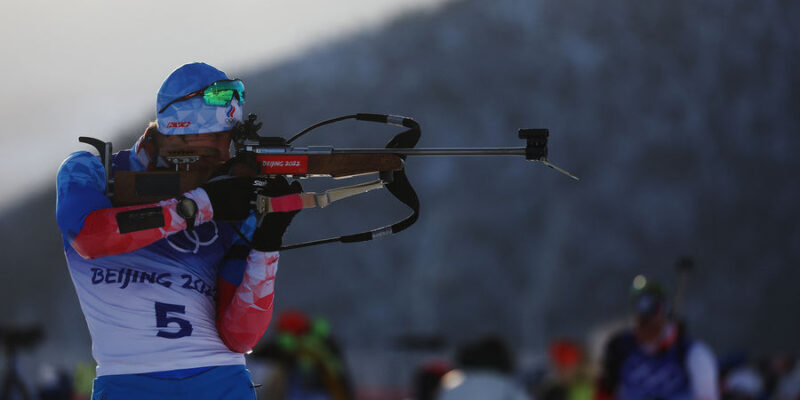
[71,200,180,259]
[216,251,279,353]
[71,188,213,259]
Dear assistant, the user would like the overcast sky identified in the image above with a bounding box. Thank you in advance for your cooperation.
[0,0,452,211]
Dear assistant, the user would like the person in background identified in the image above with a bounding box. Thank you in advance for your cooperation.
[772,355,800,400]
[436,335,531,400]
[412,359,453,400]
[56,62,301,399]
[538,339,594,400]
[595,277,718,400]
[721,364,764,400]
[255,310,353,400]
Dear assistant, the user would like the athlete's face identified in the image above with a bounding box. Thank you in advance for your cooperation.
[635,312,666,343]
[156,130,231,164]
[157,131,231,158]
[154,131,233,181]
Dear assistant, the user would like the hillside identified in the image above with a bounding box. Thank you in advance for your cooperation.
[2,0,798,388]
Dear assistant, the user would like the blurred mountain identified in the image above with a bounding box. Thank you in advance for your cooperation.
[2,0,798,389]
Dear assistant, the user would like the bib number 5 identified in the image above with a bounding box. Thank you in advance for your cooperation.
[155,302,193,339]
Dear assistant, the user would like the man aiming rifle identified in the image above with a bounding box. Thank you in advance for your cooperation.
[56,62,299,399]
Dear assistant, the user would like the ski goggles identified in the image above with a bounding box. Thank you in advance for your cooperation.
[158,79,246,114]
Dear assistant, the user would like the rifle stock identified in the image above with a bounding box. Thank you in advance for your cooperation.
[110,153,405,206]
[257,153,404,178]
[112,171,207,206]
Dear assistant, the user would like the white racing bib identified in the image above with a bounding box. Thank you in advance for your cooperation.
[65,222,245,376]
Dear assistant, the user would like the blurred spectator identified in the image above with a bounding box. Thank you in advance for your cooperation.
[775,360,800,400]
[596,276,718,400]
[36,364,72,400]
[252,310,353,400]
[538,339,594,400]
[71,361,96,400]
[412,359,453,400]
[1,324,44,400]
[721,365,764,400]
[758,354,796,400]
[436,335,531,400]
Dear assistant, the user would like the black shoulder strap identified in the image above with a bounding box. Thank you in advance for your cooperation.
[281,115,422,250]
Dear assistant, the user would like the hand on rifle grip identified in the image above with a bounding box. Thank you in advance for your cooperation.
[200,176,257,222]
[251,177,303,252]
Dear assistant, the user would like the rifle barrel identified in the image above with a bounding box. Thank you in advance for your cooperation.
[333,147,527,156]
[244,146,530,156]
[246,146,528,156]
[243,145,579,180]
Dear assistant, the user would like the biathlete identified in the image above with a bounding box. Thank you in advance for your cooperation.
[56,62,300,399]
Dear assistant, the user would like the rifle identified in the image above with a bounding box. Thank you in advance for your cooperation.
[79,113,577,250]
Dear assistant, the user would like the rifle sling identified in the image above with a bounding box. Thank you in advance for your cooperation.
[278,121,421,250]
[256,180,386,213]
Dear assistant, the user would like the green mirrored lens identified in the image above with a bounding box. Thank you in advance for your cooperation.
[203,80,245,106]
[203,89,234,106]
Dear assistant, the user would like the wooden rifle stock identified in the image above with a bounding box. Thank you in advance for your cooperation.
[110,153,404,206]
[112,171,207,206]
[276,154,404,178]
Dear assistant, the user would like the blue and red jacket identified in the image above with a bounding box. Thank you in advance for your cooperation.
[56,133,278,376]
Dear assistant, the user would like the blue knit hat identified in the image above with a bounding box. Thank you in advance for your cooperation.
[156,62,244,135]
